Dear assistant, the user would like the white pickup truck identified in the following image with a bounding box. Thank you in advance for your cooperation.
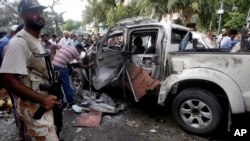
[71,17,249,136]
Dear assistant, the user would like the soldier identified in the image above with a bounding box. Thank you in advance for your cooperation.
[0,0,60,140]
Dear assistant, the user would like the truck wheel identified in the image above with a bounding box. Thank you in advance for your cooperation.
[71,68,88,93]
[172,88,223,135]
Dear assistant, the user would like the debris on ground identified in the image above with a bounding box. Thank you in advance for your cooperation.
[75,110,102,127]
[77,89,98,100]
[80,92,125,113]
[126,120,140,127]
[74,90,127,127]
[149,129,157,133]
[0,111,11,118]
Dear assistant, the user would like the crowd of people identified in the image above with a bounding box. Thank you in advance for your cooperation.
[205,27,250,50]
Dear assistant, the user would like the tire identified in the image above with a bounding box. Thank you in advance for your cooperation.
[172,88,223,135]
[71,68,88,93]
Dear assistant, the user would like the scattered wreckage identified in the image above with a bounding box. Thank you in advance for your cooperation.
[71,17,250,136]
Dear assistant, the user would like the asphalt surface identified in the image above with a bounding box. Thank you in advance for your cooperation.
[1,89,250,141]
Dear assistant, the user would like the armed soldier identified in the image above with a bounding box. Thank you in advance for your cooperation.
[0,0,61,140]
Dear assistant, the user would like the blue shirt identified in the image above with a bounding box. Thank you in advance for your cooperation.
[220,36,232,49]
[0,34,11,66]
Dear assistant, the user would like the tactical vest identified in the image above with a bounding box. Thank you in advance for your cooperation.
[16,31,50,97]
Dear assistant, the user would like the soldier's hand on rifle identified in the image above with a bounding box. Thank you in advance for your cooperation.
[40,95,58,111]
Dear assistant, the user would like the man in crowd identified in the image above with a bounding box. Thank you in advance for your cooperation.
[220,29,238,49]
[0,25,23,66]
[0,0,60,140]
[52,44,92,113]
[41,33,52,53]
[49,34,57,45]
[59,31,72,47]
[70,33,80,47]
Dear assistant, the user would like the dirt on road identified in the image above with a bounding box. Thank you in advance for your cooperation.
[2,89,249,141]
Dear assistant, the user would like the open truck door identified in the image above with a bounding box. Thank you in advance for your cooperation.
[92,27,127,90]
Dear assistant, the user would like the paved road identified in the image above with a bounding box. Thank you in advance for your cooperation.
[1,90,250,141]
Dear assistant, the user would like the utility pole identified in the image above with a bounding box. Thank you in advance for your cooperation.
[217,0,224,36]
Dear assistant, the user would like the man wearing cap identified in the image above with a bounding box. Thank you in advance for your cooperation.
[0,0,59,140]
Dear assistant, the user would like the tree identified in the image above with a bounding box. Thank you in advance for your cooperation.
[63,19,82,31]
[106,1,139,26]
[83,0,140,29]
[0,0,20,27]
[47,0,65,35]
[222,0,249,29]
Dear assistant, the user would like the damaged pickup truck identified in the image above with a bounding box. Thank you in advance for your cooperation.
[71,17,250,136]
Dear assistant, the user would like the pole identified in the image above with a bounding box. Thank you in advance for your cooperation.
[217,0,224,36]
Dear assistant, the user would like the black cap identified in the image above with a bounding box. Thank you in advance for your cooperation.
[75,44,84,50]
[18,0,47,14]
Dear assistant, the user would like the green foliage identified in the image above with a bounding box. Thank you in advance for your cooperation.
[106,2,139,27]
[83,0,139,28]
[63,20,82,31]
[222,0,249,30]
[224,12,246,29]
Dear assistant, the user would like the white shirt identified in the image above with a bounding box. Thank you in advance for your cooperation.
[49,39,57,45]
[59,37,72,47]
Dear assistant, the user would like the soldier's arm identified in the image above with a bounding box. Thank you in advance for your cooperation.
[0,73,57,110]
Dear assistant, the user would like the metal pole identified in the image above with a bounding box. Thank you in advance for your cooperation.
[217,0,224,36]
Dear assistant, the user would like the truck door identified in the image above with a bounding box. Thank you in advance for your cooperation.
[92,28,127,90]
[125,28,162,101]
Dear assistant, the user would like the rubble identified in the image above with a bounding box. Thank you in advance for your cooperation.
[74,90,127,127]
[79,91,125,113]
[75,110,102,127]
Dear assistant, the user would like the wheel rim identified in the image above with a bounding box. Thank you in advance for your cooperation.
[72,73,82,92]
[179,99,213,129]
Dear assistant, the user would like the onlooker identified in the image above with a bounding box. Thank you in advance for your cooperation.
[0,0,59,140]
[218,28,227,42]
[52,44,92,113]
[49,34,57,45]
[206,30,214,41]
[92,34,99,44]
[41,33,52,53]
[70,34,80,47]
[59,31,72,47]
[0,25,23,66]
[220,29,238,49]
[85,34,94,45]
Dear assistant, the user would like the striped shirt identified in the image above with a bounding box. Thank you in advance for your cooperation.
[52,47,81,68]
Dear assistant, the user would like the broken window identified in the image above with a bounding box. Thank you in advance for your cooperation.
[171,29,188,44]
[129,30,158,54]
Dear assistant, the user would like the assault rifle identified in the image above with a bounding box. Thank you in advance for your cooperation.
[32,53,62,136]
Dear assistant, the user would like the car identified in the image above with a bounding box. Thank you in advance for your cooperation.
[71,17,250,136]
